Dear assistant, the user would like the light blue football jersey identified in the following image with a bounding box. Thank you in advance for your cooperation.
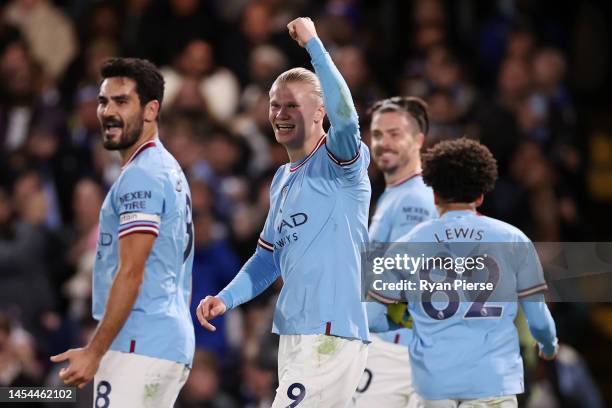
[218,37,371,342]
[93,138,195,366]
[374,210,549,400]
[369,175,436,346]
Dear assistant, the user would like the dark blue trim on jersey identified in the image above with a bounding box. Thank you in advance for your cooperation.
[289,135,326,173]
[325,144,361,167]
[257,236,274,252]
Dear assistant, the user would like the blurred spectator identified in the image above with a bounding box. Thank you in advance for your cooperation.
[242,332,278,408]
[59,36,120,108]
[0,182,57,339]
[136,0,219,66]
[3,0,77,82]
[76,1,122,45]
[161,38,240,123]
[527,344,605,408]
[62,178,103,320]
[220,1,306,84]
[0,39,54,151]
[232,92,274,177]
[177,349,239,408]
[190,210,240,356]
[331,45,384,121]
[0,312,41,388]
[241,44,288,107]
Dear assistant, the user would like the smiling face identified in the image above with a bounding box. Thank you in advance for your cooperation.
[268,81,324,149]
[370,110,423,175]
[97,77,146,151]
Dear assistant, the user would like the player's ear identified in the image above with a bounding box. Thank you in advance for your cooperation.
[433,192,440,205]
[415,132,425,149]
[143,100,160,123]
[474,194,484,207]
[314,103,325,124]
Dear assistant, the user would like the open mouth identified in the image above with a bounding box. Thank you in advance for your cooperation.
[103,119,123,136]
[275,124,295,132]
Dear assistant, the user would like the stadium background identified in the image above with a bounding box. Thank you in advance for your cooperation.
[0,0,611,406]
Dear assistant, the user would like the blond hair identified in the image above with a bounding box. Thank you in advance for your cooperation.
[271,67,322,99]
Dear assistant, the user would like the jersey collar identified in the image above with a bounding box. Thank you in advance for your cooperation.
[440,209,478,218]
[289,135,326,172]
[121,137,158,170]
[387,171,422,188]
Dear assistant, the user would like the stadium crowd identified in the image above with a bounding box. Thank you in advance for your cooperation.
[0,0,610,406]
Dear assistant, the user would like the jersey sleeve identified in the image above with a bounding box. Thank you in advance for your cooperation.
[217,249,279,310]
[520,294,558,356]
[305,38,363,172]
[217,172,281,309]
[113,166,164,239]
[515,237,548,298]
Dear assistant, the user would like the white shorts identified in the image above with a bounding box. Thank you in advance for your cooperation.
[424,396,518,408]
[272,334,368,408]
[352,334,423,408]
[93,350,190,408]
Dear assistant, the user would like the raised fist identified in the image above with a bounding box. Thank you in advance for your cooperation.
[287,17,318,48]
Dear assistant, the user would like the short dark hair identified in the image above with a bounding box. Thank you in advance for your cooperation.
[368,96,429,135]
[100,58,164,109]
[422,138,498,203]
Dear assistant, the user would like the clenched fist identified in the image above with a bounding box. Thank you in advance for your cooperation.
[196,296,227,331]
[287,17,318,48]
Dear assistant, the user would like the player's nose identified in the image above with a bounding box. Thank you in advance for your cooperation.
[276,105,291,119]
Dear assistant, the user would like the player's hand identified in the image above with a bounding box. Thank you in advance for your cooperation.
[196,295,227,331]
[287,17,318,47]
[386,303,413,328]
[50,347,102,389]
[537,338,559,361]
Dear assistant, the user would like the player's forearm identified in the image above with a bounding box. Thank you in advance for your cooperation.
[520,295,558,356]
[217,249,279,310]
[305,37,359,160]
[88,268,143,356]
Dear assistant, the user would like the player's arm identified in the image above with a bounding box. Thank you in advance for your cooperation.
[520,294,558,360]
[366,301,402,332]
[197,246,279,331]
[50,233,154,387]
[516,239,558,359]
[288,17,360,162]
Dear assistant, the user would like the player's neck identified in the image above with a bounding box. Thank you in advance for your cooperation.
[286,131,323,163]
[120,125,158,166]
[437,202,477,216]
[384,161,422,187]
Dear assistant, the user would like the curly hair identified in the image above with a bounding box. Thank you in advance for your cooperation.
[422,138,498,203]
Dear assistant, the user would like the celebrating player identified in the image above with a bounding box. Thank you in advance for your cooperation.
[353,97,435,407]
[197,17,371,407]
[51,58,194,407]
[369,138,558,407]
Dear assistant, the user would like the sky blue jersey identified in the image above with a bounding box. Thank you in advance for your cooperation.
[369,210,557,400]
[218,37,371,342]
[369,174,436,346]
[93,138,195,366]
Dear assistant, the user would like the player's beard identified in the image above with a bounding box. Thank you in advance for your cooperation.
[375,149,410,176]
[101,114,144,151]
